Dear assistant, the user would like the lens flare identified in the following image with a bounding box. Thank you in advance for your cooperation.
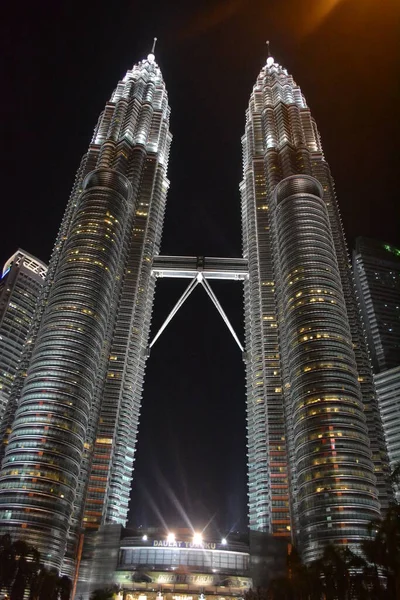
[302,0,347,36]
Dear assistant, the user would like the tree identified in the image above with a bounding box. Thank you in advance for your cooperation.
[311,545,353,600]
[361,504,400,600]
[0,537,71,600]
[0,534,16,593]
[90,587,119,600]
[390,461,400,500]
[287,546,317,600]
[58,575,72,600]
[267,542,386,599]
[340,546,372,600]
[38,567,62,600]
[29,565,58,600]
[10,540,40,600]
[265,546,323,600]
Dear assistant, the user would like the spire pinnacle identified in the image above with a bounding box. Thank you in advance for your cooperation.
[147,38,157,63]
[266,40,274,67]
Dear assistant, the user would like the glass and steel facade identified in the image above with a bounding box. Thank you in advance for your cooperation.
[0,53,171,574]
[353,237,400,373]
[241,56,392,561]
[120,546,249,572]
[0,250,47,423]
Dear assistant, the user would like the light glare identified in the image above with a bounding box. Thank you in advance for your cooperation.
[167,532,175,543]
[193,532,203,545]
[221,537,227,545]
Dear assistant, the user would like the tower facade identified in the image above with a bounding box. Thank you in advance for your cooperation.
[0,51,171,573]
[0,250,47,422]
[241,54,391,561]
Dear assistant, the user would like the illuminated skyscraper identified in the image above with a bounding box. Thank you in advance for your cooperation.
[0,48,171,573]
[0,250,47,422]
[241,50,391,561]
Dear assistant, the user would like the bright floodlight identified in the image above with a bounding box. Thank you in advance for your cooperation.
[193,532,203,545]
[167,532,175,543]
[221,538,227,545]
[266,56,274,67]
[142,534,148,541]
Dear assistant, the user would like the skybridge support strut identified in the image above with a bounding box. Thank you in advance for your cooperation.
[198,274,244,352]
[148,276,199,350]
[148,256,248,354]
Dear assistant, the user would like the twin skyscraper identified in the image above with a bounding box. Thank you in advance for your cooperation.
[0,47,391,577]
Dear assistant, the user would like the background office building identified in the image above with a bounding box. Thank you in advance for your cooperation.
[353,238,400,501]
[0,250,47,422]
[353,237,400,373]
[374,367,400,501]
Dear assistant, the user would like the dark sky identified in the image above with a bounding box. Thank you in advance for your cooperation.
[1,0,399,535]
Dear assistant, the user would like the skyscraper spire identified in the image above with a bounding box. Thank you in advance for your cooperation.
[265,40,275,68]
[148,37,157,62]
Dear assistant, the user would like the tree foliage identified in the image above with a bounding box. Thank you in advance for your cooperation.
[0,536,72,600]
[248,504,400,600]
[89,586,120,600]
[390,461,400,487]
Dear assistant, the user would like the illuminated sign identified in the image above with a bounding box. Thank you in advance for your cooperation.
[153,540,216,550]
[152,573,215,585]
[122,571,252,589]
[125,596,195,600]
[125,594,242,600]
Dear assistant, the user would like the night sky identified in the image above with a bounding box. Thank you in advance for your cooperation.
[1,0,399,536]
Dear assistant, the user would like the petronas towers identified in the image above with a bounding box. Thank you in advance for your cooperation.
[0,46,391,576]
